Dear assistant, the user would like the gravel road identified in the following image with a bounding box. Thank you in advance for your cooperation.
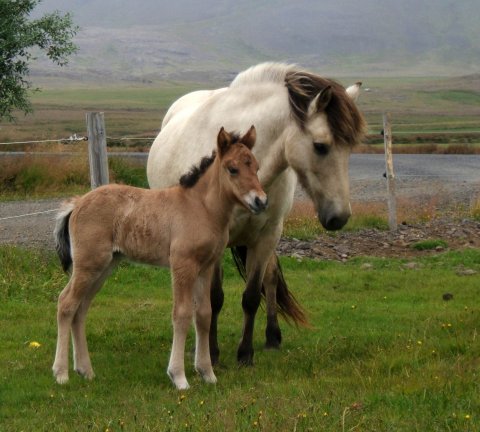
[1,154,479,253]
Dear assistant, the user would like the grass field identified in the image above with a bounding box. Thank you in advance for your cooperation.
[1,246,479,431]
[1,75,479,147]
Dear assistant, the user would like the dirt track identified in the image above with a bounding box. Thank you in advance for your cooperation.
[1,170,479,260]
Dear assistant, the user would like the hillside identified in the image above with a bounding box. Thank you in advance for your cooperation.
[30,0,480,83]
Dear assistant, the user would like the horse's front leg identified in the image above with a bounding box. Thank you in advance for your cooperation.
[167,259,197,390]
[209,261,224,365]
[193,266,217,384]
[237,237,278,365]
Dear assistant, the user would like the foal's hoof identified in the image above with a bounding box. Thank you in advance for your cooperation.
[53,370,69,384]
[75,367,95,380]
[197,368,217,384]
[167,370,190,390]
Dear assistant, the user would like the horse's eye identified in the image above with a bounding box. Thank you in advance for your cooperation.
[313,142,330,156]
[228,166,239,176]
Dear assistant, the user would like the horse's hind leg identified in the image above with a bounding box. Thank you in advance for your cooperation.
[71,256,119,379]
[209,261,224,365]
[264,254,282,349]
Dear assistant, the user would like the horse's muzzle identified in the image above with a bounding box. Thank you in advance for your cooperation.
[318,211,350,231]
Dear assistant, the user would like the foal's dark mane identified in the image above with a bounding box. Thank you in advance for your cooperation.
[179,133,242,188]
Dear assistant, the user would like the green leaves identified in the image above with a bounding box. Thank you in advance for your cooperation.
[0,0,79,121]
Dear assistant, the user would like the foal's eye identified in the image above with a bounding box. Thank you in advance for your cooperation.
[313,142,330,156]
[227,166,239,176]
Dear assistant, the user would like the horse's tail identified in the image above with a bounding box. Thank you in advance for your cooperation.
[231,246,310,327]
[53,200,76,273]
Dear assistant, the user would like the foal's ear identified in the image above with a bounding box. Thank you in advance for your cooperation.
[217,126,232,156]
[240,125,256,150]
[309,85,333,114]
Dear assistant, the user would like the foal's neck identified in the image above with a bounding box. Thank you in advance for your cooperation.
[188,160,234,227]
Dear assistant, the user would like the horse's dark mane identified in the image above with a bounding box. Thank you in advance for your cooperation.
[285,70,367,147]
[179,133,242,188]
[229,63,366,147]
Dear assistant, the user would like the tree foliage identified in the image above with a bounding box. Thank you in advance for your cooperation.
[0,0,78,121]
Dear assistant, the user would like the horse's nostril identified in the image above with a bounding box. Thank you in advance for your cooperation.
[320,213,350,231]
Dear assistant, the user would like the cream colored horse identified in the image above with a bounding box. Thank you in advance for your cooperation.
[147,62,366,365]
[52,127,266,389]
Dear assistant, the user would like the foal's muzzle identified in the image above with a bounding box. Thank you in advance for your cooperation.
[248,195,268,214]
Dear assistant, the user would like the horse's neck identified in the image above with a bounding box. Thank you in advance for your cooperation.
[188,162,233,228]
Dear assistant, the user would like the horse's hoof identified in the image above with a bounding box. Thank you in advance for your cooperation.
[237,348,254,366]
[264,340,281,350]
[265,325,282,349]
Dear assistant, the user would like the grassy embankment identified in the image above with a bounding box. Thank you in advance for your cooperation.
[0,246,479,431]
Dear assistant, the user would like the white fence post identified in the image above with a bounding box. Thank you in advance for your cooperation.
[86,112,109,189]
[383,112,397,231]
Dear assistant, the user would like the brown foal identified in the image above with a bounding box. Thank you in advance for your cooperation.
[52,126,267,389]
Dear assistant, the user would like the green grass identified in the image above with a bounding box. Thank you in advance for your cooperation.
[1,246,479,431]
[411,239,449,251]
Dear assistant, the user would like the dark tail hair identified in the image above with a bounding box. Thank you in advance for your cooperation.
[231,246,310,327]
[53,202,74,272]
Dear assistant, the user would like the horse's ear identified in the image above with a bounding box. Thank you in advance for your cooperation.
[240,125,256,150]
[309,85,333,114]
[346,81,362,102]
[217,127,231,156]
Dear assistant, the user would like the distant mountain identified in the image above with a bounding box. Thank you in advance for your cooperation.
[31,0,480,82]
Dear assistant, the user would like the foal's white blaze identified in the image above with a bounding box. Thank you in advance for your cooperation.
[243,190,267,214]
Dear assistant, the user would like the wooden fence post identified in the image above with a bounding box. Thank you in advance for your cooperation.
[383,112,397,231]
[86,112,109,189]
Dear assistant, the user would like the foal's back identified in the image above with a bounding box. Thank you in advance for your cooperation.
[69,184,213,268]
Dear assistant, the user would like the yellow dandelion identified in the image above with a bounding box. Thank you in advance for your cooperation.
[417,340,422,345]
[465,414,471,420]
[29,341,41,349]
[351,305,356,309]
[199,400,205,406]
[447,323,452,328]
[323,412,329,417]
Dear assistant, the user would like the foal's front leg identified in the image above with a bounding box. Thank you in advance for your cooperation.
[167,261,198,390]
[193,266,216,384]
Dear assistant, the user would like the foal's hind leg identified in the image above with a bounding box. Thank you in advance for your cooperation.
[71,256,119,379]
[53,271,99,384]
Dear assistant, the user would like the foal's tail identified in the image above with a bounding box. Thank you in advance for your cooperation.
[53,200,76,273]
[231,246,310,327]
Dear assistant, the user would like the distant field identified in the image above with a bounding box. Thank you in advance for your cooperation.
[0,76,479,149]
